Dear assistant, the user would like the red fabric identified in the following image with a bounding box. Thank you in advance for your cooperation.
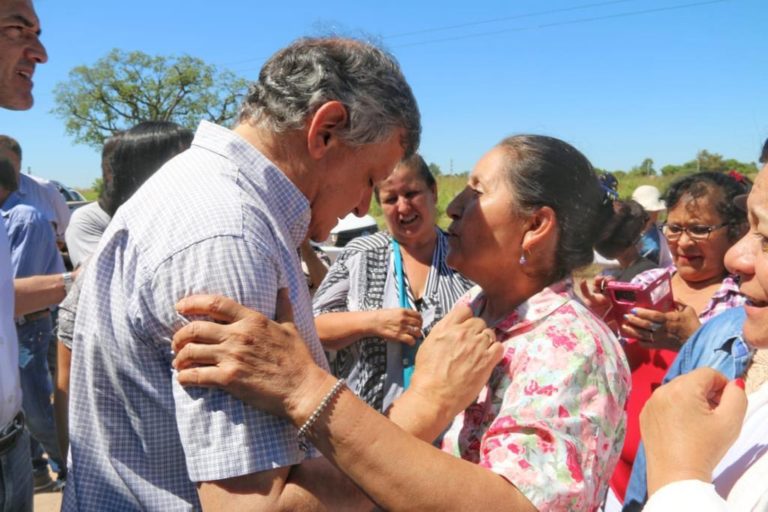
[610,340,678,501]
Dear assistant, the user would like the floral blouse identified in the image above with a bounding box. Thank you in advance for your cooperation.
[441,281,631,511]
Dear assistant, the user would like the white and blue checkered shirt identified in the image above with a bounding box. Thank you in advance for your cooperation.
[63,121,329,511]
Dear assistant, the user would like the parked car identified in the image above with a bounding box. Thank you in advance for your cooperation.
[50,179,90,212]
[319,213,378,262]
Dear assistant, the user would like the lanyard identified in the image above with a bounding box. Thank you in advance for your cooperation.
[392,239,419,388]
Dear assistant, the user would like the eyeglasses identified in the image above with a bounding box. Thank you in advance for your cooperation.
[661,223,730,241]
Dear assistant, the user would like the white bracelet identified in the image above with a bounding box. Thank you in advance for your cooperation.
[297,378,346,452]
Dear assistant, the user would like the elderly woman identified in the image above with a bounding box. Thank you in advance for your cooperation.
[172,135,630,511]
[584,172,750,507]
[313,154,473,411]
[638,161,768,510]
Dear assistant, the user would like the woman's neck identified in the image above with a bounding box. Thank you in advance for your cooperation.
[397,228,437,264]
[479,281,541,327]
[673,271,728,292]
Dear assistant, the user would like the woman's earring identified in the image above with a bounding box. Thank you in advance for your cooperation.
[519,254,527,265]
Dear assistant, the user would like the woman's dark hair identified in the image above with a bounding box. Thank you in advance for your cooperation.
[101,121,193,217]
[373,153,435,203]
[760,137,768,164]
[663,171,750,241]
[595,200,649,260]
[97,133,123,213]
[498,135,615,281]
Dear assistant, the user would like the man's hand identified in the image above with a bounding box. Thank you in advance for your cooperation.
[172,289,332,424]
[641,367,747,496]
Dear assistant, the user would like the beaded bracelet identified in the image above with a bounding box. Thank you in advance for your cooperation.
[297,378,346,452]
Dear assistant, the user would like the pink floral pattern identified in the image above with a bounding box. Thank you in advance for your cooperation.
[443,281,631,511]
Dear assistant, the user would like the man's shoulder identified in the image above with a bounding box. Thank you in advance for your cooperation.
[3,202,46,226]
[70,201,109,225]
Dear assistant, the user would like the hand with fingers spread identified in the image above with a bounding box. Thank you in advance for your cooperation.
[621,302,700,350]
[172,288,327,421]
[373,307,424,345]
[408,303,504,425]
[641,368,747,496]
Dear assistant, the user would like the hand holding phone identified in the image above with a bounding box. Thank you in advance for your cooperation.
[605,272,675,328]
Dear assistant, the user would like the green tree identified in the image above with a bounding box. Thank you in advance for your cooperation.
[53,49,248,148]
[629,158,655,176]
[91,177,103,197]
[696,150,728,173]
[428,162,442,176]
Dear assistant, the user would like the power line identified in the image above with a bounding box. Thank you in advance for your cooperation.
[226,0,727,72]
[392,0,727,49]
[384,0,640,39]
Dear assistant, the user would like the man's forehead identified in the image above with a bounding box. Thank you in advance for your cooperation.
[0,0,39,26]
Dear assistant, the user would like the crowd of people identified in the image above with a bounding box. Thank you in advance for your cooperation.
[1,1,768,511]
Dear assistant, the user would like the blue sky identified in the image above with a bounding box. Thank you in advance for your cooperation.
[1,0,766,187]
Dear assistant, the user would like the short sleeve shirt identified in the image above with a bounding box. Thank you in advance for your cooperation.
[441,281,631,511]
[63,121,329,511]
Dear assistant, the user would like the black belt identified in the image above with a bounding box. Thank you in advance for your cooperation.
[0,412,24,454]
[15,309,50,326]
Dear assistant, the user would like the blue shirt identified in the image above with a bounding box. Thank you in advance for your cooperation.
[2,204,65,279]
[623,307,752,511]
[2,175,59,233]
[64,121,329,511]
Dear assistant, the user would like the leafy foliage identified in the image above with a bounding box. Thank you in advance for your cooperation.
[53,49,248,148]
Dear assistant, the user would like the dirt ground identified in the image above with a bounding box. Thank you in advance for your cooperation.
[34,482,62,512]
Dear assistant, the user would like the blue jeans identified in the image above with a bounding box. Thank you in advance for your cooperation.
[0,428,32,512]
[17,316,64,474]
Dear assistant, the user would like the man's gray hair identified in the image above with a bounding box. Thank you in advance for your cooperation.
[239,37,420,157]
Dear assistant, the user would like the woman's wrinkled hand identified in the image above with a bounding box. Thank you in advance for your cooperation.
[621,302,700,350]
[172,289,330,422]
[373,308,424,345]
[641,368,747,496]
[408,303,504,422]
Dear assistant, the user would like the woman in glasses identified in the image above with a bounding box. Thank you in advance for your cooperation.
[585,171,750,509]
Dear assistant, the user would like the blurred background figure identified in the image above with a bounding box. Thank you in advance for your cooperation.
[313,154,473,411]
[64,135,121,269]
[631,185,672,267]
[595,199,657,282]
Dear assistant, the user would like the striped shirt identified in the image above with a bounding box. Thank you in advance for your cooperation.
[313,230,473,411]
[64,121,327,511]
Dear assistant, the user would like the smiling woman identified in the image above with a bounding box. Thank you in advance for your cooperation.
[312,153,473,411]
[587,171,751,506]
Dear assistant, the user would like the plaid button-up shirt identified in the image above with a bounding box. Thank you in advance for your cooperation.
[64,121,328,511]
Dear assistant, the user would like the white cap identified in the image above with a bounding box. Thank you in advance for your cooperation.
[631,185,666,212]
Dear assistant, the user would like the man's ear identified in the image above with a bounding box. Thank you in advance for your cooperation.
[306,101,348,160]
[522,206,557,254]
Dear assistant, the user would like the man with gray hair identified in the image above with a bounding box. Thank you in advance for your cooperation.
[64,37,420,510]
